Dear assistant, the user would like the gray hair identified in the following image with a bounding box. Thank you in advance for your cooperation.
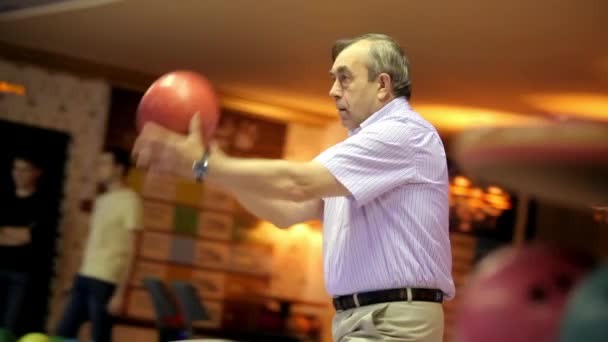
[332,33,412,99]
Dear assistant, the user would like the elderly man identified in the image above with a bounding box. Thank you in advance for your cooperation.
[133,33,454,341]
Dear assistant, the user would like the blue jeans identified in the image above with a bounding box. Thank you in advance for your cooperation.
[56,275,116,342]
[0,271,29,333]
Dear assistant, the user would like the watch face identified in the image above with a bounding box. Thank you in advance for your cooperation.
[193,153,209,181]
[193,159,208,178]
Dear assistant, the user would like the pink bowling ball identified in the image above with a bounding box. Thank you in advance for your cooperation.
[454,243,594,342]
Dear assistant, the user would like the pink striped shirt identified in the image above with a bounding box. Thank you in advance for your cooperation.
[315,97,455,299]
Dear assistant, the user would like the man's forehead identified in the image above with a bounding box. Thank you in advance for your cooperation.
[330,42,370,74]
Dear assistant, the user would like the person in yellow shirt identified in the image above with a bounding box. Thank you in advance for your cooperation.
[55,147,142,342]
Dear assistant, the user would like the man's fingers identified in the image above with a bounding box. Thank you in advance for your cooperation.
[133,123,159,158]
[132,122,193,178]
[133,123,171,164]
[135,144,152,168]
[135,135,181,172]
[132,131,143,156]
[135,136,159,168]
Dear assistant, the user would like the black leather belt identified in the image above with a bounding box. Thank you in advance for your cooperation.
[332,288,443,311]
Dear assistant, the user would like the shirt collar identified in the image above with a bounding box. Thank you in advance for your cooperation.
[348,97,410,135]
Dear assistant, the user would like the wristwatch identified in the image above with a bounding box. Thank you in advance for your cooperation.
[192,151,210,182]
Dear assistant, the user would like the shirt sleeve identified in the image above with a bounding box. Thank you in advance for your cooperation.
[125,193,144,231]
[315,121,435,206]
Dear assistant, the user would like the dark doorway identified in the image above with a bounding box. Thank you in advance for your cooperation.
[0,118,70,335]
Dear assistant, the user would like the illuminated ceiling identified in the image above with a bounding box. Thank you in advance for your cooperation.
[1,0,607,131]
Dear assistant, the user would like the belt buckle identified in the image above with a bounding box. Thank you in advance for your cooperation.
[353,293,360,308]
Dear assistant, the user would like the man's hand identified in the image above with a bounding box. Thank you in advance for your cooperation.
[0,226,31,246]
[132,113,205,179]
[107,292,124,316]
[133,111,349,203]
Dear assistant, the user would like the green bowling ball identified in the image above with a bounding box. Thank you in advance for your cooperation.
[16,333,49,342]
[560,263,608,342]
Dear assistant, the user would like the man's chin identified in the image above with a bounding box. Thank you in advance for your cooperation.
[340,118,357,130]
[339,118,351,128]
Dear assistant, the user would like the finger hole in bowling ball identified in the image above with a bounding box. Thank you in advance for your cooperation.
[528,285,548,303]
[554,273,575,292]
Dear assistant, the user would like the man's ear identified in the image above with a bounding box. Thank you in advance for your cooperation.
[377,73,392,100]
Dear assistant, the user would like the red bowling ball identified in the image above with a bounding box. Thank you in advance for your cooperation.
[136,70,220,144]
